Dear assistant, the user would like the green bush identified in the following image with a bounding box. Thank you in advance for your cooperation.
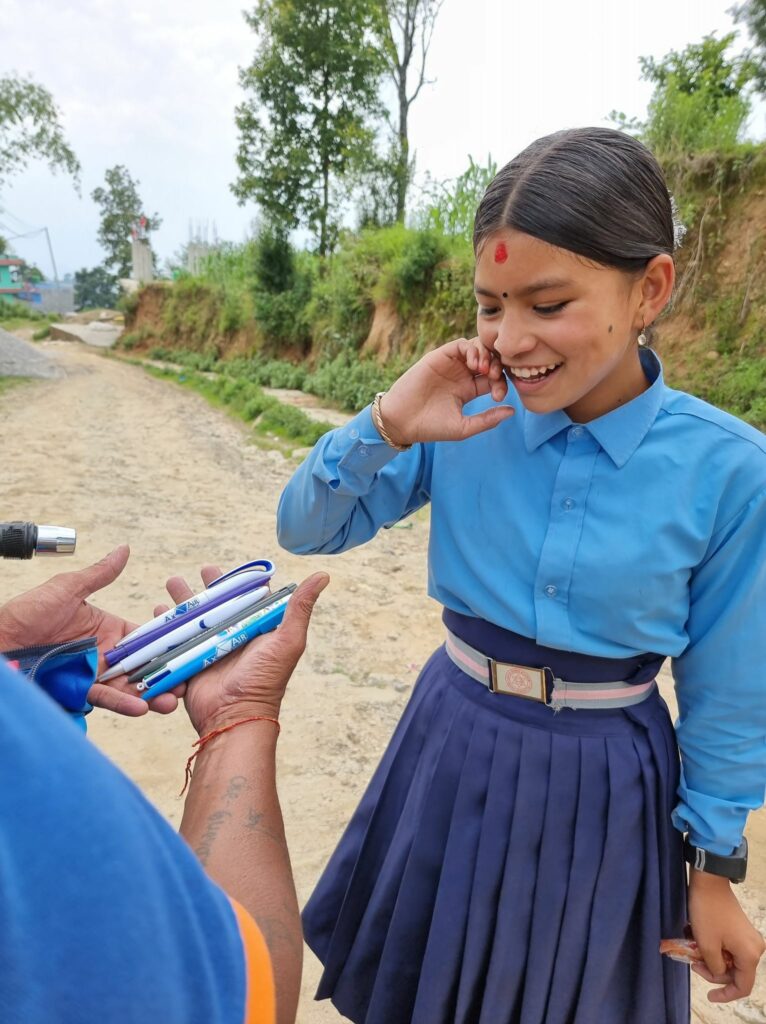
[305,352,409,411]
[32,325,50,340]
[703,357,766,429]
[0,302,47,323]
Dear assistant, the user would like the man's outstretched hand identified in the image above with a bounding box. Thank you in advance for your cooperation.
[158,567,330,736]
[0,546,179,716]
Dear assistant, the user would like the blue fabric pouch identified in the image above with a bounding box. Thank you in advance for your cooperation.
[2,637,98,730]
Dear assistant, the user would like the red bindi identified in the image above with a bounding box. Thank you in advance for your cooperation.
[494,242,508,263]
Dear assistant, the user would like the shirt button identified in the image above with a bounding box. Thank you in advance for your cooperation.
[561,497,575,511]
[349,428,359,440]
[544,585,558,598]
[568,426,584,441]
[358,446,369,457]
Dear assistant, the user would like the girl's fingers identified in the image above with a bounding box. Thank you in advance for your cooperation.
[459,405,515,440]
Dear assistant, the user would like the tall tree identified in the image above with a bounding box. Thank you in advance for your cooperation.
[232,0,384,256]
[732,1,766,90]
[74,266,119,310]
[91,165,161,279]
[0,75,80,190]
[377,0,443,222]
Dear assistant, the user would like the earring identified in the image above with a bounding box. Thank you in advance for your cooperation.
[637,318,648,347]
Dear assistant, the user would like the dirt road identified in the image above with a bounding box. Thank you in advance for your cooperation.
[1,340,764,1023]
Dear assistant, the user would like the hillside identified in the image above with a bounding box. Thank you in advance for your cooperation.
[123,152,766,429]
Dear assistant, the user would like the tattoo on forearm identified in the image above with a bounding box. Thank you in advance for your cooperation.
[225,775,247,801]
[246,808,285,848]
[194,775,288,868]
[195,809,231,867]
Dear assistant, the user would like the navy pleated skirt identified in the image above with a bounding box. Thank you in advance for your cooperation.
[304,611,690,1024]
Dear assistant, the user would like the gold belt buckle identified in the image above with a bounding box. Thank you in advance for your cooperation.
[489,660,549,703]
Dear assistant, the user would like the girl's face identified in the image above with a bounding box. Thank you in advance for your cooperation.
[474,229,662,423]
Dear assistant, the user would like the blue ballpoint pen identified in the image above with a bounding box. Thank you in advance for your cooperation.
[139,589,295,701]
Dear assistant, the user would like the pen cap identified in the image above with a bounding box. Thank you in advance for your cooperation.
[35,525,77,555]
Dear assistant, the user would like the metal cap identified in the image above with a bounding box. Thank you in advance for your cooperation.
[35,525,77,555]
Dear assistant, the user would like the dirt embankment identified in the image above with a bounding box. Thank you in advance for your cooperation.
[1,340,764,1024]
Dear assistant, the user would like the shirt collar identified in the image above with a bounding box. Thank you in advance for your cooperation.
[522,349,665,468]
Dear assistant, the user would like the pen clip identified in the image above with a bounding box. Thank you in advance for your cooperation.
[208,559,275,588]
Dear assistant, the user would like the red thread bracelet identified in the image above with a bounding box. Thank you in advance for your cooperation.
[180,715,281,795]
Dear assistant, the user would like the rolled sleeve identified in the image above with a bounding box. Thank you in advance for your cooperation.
[671,485,766,854]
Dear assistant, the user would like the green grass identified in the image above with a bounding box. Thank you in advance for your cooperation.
[143,365,334,451]
[0,376,28,396]
[146,344,409,414]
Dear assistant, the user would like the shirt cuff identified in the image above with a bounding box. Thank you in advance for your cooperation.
[672,795,747,856]
[333,405,403,475]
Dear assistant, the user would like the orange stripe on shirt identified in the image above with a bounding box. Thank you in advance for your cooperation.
[229,897,276,1024]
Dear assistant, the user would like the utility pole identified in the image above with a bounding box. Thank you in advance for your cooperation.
[43,227,59,284]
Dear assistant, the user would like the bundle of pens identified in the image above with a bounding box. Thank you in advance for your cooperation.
[99,560,296,701]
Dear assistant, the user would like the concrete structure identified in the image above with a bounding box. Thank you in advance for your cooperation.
[186,241,212,276]
[131,237,154,283]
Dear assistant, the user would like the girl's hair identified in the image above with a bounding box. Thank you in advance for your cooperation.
[473,127,675,272]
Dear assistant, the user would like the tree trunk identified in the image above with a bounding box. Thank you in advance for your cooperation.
[396,84,409,223]
[320,158,330,257]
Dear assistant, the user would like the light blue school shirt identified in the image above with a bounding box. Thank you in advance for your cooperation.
[277,350,766,855]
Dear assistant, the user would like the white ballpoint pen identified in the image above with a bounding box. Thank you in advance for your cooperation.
[98,586,269,680]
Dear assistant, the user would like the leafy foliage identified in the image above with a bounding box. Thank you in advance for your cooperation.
[732,0,766,92]
[611,34,758,156]
[91,165,162,279]
[74,266,119,310]
[0,74,80,188]
[233,0,385,255]
[415,155,497,239]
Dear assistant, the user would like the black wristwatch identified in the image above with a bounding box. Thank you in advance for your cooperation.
[683,836,748,884]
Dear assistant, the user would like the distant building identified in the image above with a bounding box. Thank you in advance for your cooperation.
[0,258,29,305]
[0,259,74,314]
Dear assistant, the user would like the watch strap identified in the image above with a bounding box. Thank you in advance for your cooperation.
[683,836,748,883]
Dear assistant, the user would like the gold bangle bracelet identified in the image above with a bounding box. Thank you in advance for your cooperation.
[372,392,412,452]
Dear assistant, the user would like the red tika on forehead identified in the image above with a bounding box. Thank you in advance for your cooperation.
[494,242,508,263]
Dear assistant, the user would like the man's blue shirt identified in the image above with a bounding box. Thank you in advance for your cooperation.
[0,657,248,1023]
[277,351,766,855]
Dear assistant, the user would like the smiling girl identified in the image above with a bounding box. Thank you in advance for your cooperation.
[277,127,766,1024]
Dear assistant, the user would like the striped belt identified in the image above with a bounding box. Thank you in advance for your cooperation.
[445,629,656,711]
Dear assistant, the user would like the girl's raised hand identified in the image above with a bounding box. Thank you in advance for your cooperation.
[376,338,512,446]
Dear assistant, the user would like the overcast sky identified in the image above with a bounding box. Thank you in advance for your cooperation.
[0,0,758,278]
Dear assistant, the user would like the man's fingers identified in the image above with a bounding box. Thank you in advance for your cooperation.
[69,545,131,601]
[165,566,221,605]
[460,406,515,439]
[165,575,195,604]
[146,692,179,714]
[87,681,148,717]
[277,573,330,654]
[201,565,223,587]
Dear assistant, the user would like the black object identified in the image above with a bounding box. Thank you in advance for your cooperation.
[0,522,77,559]
[684,836,748,883]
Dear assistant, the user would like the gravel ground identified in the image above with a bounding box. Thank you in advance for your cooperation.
[0,328,60,378]
[1,339,764,1024]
